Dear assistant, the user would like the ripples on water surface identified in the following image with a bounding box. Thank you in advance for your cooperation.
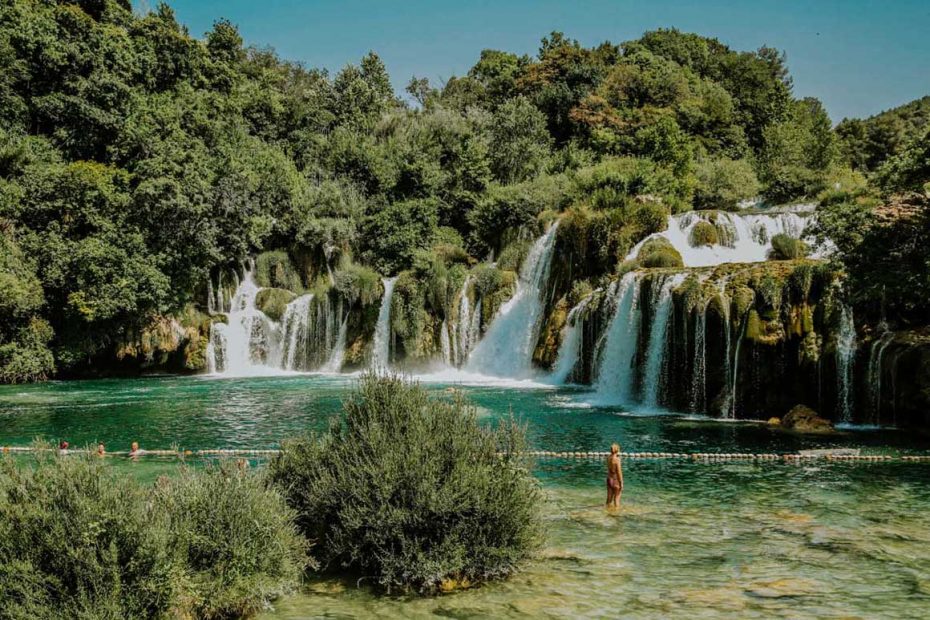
[2,374,930,618]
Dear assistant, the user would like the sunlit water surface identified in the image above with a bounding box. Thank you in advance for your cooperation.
[2,374,930,618]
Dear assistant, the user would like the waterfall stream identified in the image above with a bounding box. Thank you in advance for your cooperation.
[836,304,857,422]
[641,273,687,408]
[549,296,592,384]
[466,223,560,378]
[592,273,643,404]
[371,277,397,370]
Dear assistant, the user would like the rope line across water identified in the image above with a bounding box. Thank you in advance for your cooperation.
[4,446,930,462]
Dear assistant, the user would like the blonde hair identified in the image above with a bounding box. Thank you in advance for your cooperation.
[610,443,621,454]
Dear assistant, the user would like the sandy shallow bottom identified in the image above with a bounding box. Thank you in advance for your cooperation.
[263,461,930,619]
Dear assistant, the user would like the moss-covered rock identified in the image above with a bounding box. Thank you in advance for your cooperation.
[781,405,834,433]
[689,220,719,247]
[534,297,569,369]
[768,234,809,260]
[637,237,684,268]
[255,251,303,291]
[255,288,296,322]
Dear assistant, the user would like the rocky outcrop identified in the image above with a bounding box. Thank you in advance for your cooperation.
[780,405,834,433]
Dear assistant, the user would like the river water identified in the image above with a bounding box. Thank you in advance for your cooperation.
[1,374,929,618]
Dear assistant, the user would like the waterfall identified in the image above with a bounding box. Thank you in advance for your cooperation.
[691,301,708,413]
[641,273,686,408]
[440,319,452,365]
[626,208,814,268]
[593,273,643,403]
[210,266,282,375]
[280,294,315,371]
[727,314,748,419]
[372,277,397,370]
[466,223,560,377]
[322,316,347,373]
[867,329,894,424]
[835,304,857,422]
[550,296,592,384]
[453,277,480,366]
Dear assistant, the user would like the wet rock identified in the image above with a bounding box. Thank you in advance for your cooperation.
[781,405,834,433]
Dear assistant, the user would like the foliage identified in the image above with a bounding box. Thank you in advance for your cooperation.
[155,464,311,619]
[333,262,382,307]
[0,451,309,619]
[255,288,297,322]
[0,1,912,381]
[637,236,684,268]
[768,233,808,260]
[268,374,543,593]
[689,220,718,247]
[693,157,761,209]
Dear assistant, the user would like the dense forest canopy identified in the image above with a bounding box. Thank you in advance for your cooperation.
[0,0,928,382]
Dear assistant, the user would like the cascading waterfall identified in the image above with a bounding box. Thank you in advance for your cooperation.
[727,314,748,419]
[209,266,282,375]
[321,316,348,373]
[641,273,687,408]
[549,296,592,384]
[452,277,481,367]
[371,277,397,370]
[206,263,349,375]
[466,223,560,377]
[626,208,814,267]
[867,329,895,423]
[280,294,315,371]
[835,304,857,422]
[593,273,643,403]
[690,301,708,413]
[440,320,452,366]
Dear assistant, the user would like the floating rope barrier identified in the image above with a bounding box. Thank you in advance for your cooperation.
[4,445,930,462]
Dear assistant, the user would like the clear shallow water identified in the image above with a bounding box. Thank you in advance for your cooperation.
[2,375,930,618]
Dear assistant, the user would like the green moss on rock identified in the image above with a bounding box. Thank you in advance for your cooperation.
[689,220,719,247]
[637,237,684,268]
[255,288,296,322]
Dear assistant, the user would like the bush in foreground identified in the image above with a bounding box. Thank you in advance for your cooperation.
[269,374,543,593]
[156,465,311,620]
[0,452,308,619]
[0,451,176,618]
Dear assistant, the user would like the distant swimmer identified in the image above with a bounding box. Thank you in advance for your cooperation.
[129,441,143,460]
[97,443,105,457]
[58,440,69,455]
[606,443,624,508]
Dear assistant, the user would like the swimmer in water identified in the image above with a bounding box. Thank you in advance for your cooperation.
[606,443,623,508]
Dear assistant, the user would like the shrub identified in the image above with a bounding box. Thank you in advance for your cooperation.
[0,452,311,619]
[693,157,761,210]
[268,374,543,593]
[688,220,718,247]
[333,262,383,307]
[768,233,808,260]
[0,451,177,618]
[255,288,297,321]
[255,250,303,292]
[497,239,532,272]
[637,237,684,268]
[156,465,311,619]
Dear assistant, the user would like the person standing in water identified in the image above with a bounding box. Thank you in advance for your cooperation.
[606,443,623,508]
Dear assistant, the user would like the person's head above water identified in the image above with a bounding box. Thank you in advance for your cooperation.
[130,441,139,452]
[611,443,621,455]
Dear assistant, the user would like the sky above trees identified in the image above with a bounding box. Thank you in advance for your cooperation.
[151,0,930,122]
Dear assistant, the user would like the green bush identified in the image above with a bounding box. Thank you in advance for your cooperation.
[0,451,177,618]
[156,465,311,619]
[497,239,532,272]
[693,157,761,210]
[637,237,684,268]
[255,251,303,292]
[333,262,383,307]
[268,374,543,593]
[688,220,719,246]
[0,452,310,619]
[768,233,808,260]
[255,288,297,321]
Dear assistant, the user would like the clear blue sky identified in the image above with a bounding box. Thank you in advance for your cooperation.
[147,0,930,122]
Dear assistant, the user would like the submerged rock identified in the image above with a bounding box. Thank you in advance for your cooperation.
[781,405,834,433]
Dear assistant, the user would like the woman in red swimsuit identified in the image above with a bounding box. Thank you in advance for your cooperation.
[606,443,623,508]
